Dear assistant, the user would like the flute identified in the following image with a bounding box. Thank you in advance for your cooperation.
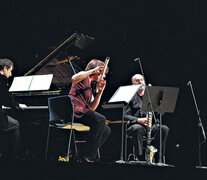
[96,57,110,93]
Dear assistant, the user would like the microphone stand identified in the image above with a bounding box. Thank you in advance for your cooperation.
[158,91,164,165]
[136,58,157,164]
[136,58,157,125]
[187,81,206,168]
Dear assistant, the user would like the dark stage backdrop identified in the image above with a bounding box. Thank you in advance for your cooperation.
[1,0,207,167]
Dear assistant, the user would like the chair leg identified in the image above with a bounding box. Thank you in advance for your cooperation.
[66,128,73,162]
[124,133,128,161]
[72,130,78,157]
[97,148,101,159]
[45,125,51,160]
[163,155,166,164]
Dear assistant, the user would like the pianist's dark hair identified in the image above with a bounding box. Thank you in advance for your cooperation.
[85,59,109,74]
[0,58,14,70]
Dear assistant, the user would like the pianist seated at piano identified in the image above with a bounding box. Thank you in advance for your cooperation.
[0,58,27,159]
[69,59,111,163]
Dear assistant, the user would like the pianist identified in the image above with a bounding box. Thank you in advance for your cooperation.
[69,59,111,163]
[0,58,27,159]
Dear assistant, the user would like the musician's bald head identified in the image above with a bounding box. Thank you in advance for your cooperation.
[131,74,146,96]
[131,74,144,83]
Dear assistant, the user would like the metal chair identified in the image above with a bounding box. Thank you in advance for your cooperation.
[45,95,90,162]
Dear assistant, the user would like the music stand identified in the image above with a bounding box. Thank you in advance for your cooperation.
[141,86,179,164]
[102,84,141,163]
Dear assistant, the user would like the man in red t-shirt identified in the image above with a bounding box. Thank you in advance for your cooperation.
[69,59,110,162]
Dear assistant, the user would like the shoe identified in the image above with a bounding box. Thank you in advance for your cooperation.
[84,157,94,163]
[80,157,95,163]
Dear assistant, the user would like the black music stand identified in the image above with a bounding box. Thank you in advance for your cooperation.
[102,84,141,163]
[141,86,179,165]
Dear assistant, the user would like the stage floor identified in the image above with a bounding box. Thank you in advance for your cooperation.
[0,160,207,180]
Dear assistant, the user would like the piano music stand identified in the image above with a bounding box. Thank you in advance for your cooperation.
[141,86,179,164]
[102,84,141,163]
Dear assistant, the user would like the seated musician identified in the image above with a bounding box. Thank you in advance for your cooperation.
[69,59,111,163]
[0,58,27,159]
[124,74,169,163]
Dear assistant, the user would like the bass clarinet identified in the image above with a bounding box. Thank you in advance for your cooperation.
[145,111,158,163]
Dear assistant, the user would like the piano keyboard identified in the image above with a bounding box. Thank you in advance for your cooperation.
[2,106,48,110]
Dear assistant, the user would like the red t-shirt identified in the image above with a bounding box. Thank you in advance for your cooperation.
[69,77,92,118]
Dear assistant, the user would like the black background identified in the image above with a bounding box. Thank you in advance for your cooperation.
[1,0,207,167]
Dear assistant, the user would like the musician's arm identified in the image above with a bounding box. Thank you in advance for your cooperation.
[124,106,139,123]
[71,67,103,84]
[124,105,148,126]
[0,80,19,109]
[88,80,106,111]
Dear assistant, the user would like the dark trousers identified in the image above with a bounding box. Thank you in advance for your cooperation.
[0,116,19,159]
[126,123,169,157]
[75,110,111,160]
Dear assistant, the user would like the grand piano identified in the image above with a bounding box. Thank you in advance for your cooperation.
[4,32,94,160]
[13,32,95,106]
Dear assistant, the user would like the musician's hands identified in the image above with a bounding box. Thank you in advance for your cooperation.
[19,103,27,109]
[93,66,104,75]
[138,117,151,127]
[97,79,106,92]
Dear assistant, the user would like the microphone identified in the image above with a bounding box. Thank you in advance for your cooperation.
[134,57,140,62]
[148,83,152,87]
[187,81,191,86]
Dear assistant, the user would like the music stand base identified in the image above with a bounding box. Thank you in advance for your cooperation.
[115,160,126,164]
[156,162,175,167]
[196,166,207,169]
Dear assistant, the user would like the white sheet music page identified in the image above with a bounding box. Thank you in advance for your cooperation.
[9,76,33,92]
[108,84,141,104]
[9,74,53,92]
[29,74,53,91]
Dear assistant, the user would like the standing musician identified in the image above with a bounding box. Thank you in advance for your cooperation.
[124,74,169,163]
[0,58,27,159]
[69,59,111,163]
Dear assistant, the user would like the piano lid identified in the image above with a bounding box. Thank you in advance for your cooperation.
[34,57,80,84]
[24,33,95,85]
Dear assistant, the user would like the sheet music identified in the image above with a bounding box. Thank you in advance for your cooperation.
[9,76,33,92]
[9,74,53,92]
[29,74,53,91]
[108,84,141,104]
